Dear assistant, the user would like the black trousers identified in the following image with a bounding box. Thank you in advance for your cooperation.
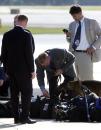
[9,75,32,120]
[0,79,10,97]
[48,75,74,117]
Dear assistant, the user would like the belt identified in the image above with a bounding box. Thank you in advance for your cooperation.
[75,50,87,53]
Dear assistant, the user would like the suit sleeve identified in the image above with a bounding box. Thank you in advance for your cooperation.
[1,34,8,73]
[35,59,45,92]
[61,50,75,73]
[24,33,34,73]
[31,35,35,54]
[29,32,35,54]
[92,20,101,49]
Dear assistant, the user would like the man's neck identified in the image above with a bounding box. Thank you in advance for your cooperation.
[15,25,25,29]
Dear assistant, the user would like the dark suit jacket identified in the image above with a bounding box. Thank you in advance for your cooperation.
[1,26,34,77]
[25,29,35,54]
[35,48,76,87]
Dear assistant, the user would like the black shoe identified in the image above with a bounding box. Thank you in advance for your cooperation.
[14,118,20,124]
[20,119,36,124]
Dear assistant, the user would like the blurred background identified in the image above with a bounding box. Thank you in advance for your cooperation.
[0,0,101,96]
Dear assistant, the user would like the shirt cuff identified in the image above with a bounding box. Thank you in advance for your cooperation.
[92,45,96,50]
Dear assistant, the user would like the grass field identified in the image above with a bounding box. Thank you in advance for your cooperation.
[0,26,63,34]
[2,5,101,10]
[28,6,101,10]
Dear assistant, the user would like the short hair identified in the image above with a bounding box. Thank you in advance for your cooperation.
[17,15,28,22]
[37,53,48,65]
[14,15,19,26]
[69,5,82,15]
[14,15,19,21]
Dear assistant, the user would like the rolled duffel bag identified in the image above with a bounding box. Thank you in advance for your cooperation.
[30,95,51,119]
[91,98,101,122]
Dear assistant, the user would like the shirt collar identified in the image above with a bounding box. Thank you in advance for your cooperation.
[80,17,84,23]
[76,17,84,24]
[15,25,24,29]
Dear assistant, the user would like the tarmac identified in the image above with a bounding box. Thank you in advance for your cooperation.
[0,118,101,130]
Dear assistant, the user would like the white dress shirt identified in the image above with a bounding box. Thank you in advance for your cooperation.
[75,17,90,50]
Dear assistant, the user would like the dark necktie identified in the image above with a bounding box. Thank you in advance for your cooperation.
[72,21,81,50]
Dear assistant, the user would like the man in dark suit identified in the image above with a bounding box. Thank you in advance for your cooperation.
[1,15,35,124]
[35,48,76,117]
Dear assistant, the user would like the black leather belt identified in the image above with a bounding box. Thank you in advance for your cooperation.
[75,50,87,53]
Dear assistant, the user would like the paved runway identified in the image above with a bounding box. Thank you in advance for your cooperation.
[0,118,101,130]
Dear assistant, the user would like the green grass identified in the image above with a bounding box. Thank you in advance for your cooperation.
[28,27,63,34]
[81,6,101,10]
[7,5,101,10]
[0,26,63,34]
[32,6,101,10]
[0,26,12,34]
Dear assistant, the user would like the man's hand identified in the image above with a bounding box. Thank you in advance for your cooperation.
[0,80,4,86]
[86,47,95,56]
[65,32,71,37]
[55,69,63,76]
[42,89,50,98]
[31,72,36,79]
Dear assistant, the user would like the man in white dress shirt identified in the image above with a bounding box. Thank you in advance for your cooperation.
[66,5,101,80]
